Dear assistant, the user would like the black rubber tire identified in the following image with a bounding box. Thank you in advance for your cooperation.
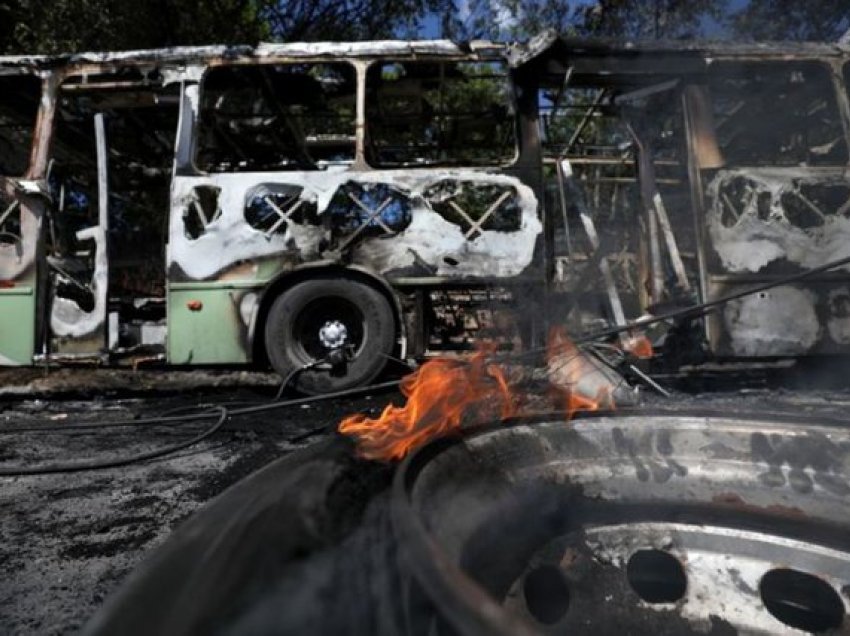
[264,277,395,395]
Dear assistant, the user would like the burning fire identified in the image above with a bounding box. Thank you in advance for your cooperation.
[546,326,616,417]
[340,328,625,462]
[338,346,515,461]
[619,332,654,359]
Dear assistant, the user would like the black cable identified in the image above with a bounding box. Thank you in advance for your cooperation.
[0,404,222,434]
[0,406,228,476]
[0,379,402,475]
[574,252,850,345]
[273,361,320,400]
[499,253,850,364]
[2,361,321,434]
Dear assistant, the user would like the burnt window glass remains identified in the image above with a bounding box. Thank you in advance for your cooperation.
[245,184,319,235]
[197,63,356,172]
[327,182,412,248]
[709,62,847,166]
[366,61,516,167]
[424,180,521,239]
[0,74,41,177]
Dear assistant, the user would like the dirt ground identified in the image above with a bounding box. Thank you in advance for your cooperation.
[3,363,850,635]
[0,369,401,635]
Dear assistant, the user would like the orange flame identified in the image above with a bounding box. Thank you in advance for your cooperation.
[339,328,620,462]
[338,346,516,461]
[619,332,654,359]
[546,326,616,418]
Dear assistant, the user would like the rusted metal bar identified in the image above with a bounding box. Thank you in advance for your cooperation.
[564,89,607,155]
[555,158,572,258]
[626,122,664,305]
[578,209,627,328]
[652,192,691,292]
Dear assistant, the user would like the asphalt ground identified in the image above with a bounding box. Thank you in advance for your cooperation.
[2,363,850,634]
[0,372,403,635]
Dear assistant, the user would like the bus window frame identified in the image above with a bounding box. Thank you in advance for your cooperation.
[0,70,47,180]
[192,59,361,175]
[362,57,520,171]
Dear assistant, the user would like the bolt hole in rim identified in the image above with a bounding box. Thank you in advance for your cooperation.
[626,549,688,604]
[393,414,850,635]
[759,568,845,633]
[523,565,571,625]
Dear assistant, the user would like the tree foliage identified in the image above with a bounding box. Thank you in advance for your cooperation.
[730,0,850,42]
[0,0,440,54]
[0,0,848,56]
[2,0,269,54]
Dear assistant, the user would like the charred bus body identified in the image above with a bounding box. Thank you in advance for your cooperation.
[1,33,849,391]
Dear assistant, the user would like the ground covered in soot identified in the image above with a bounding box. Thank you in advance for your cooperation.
[3,362,850,634]
[0,368,402,635]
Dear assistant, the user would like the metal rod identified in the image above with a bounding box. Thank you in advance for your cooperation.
[576,253,850,345]
[628,363,672,397]
[564,89,607,155]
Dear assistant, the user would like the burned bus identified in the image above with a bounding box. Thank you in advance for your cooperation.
[1,32,849,392]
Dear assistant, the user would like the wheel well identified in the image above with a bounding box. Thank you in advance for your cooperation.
[251,266,402,367]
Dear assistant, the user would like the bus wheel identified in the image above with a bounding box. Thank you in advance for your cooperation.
[264,277,395,395]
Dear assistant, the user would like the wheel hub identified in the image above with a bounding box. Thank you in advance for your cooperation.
[318,320,348,350]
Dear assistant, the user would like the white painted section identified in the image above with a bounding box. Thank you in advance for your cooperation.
[0,351,20,365]
[0,182,39,281]
[141,323,167,345]
[239,292,259,328]
[50,225,108,338]
[0,39,484,70]
[826,287,850,345]
[723,286,820,356]
[706,169,850,274]
[169,170,541,281]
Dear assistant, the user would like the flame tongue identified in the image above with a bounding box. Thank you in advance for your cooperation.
[339,329,624,461]
[547,326,617,416]
[339,349,515,461]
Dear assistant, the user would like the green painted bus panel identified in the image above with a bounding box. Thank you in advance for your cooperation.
[167,287,252,364]
[0,287,35,365]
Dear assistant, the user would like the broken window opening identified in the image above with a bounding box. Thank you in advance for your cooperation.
[245,185,319,236]
[709,62,848,167]
[366,60,516,167]
[197,63,357,173]
[423,180,522,239]
[183,185,222,240]
[0,74,41,177]
[0,195,22,248]
[327,182,412,249]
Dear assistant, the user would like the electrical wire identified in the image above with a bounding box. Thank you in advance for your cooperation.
[498,252,850,365]
[0,406,228,476]
[0,366,401,475]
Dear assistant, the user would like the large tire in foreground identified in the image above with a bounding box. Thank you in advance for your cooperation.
[264,277,395,394]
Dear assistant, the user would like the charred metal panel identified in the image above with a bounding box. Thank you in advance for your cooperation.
[707,170,850,275]
[169,170,541,283]
[705,169,850,356]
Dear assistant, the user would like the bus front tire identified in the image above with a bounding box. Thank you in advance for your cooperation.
[264,277,395,395]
